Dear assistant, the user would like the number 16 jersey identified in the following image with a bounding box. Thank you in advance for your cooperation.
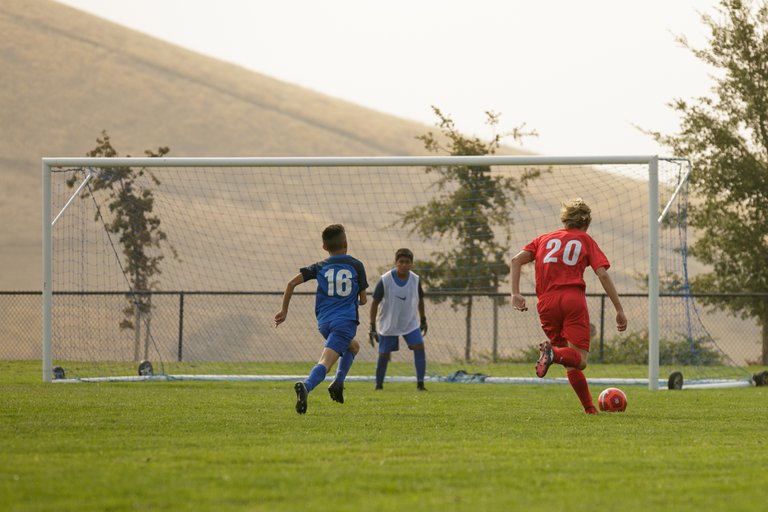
[300,254,368,326]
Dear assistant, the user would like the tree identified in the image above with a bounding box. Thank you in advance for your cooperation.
[66,130,175,360]
[398,107,540,361]
[651,0,768,363]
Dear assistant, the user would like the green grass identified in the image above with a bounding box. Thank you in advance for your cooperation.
[1,361,766,511]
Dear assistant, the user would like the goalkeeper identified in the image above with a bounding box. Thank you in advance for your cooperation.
[369,248,428,391]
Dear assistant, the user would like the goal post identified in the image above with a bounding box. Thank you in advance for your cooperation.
[41,155,751,388]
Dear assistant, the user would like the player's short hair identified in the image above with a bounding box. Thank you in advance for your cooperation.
[395,248,414,261]
[560,198,592,229]
[322,224,347,251]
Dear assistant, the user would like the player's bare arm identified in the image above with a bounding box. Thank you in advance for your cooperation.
[274,273,304,327]
[595,267,627,331]
[358,289,367,306]
[510,250,533,312]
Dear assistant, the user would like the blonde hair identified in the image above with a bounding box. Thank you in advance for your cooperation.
[560,198,592,229]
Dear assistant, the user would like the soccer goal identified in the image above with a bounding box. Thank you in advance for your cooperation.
[42,155,756,389]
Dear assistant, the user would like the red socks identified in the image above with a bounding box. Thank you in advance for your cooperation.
[567,368,596,414]
[553,347,582,368]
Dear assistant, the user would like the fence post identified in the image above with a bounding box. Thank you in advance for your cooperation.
[177,292,185,362]
[492,295,499,363]
[464,295,473,362]
[599,295,606,362]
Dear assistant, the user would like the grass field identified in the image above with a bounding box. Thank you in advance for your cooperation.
[1,361,766,512]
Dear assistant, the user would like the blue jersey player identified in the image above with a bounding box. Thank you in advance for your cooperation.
[274,224,368,414]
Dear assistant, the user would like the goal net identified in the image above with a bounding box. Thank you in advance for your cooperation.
[42,156,754,388]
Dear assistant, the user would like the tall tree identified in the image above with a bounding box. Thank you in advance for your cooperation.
[67,130,175,360]
[651,0,768,363]
[399,107,540,361]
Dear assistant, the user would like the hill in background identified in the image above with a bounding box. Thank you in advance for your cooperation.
[2,1,760,364]
[0,0,441,290]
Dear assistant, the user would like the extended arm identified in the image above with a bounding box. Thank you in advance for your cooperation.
[273,273,304,327]
[510,250,533,312]
[595,267,627,331]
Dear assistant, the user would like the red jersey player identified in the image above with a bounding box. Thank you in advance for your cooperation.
[510,199,627,414]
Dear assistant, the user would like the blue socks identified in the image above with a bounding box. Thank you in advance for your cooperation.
[305,350,357,393]
[335,350,356,383]
[376,349,427,387]
[375,354,389,387]
[413,348,426,383]
[304,363,327,392]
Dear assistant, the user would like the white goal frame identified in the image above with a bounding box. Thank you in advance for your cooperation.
[42,155,664,387]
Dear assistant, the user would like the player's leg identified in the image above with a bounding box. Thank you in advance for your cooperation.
[537,292,588,376]
[296,348,340,415]
[304,323,338,392]
[325,320,358,404]
[375,352,390,390]
[552,345,584,369]
[375,335,399,389]
[329,339,360,403]
[295,321,342,414]
[404,329,426,390]
[559,292,596,414]
[535,294,560,377]
[335,339,359,382]
[565,348,596,414]
[303,347,340,391]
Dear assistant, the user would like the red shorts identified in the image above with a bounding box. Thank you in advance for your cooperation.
[536,289,591,351]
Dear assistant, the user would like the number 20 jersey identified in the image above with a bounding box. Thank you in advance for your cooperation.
[300,254,368,326]
[523,228,610,297]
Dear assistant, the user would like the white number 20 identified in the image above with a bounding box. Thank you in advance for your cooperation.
[324,268,353,297]
[543,239,582,266]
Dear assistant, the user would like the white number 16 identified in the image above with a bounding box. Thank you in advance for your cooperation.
[324,268,353,297]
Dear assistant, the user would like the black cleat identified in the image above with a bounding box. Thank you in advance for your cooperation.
[294,381,308,414]
[375,384,383,390]
[327,379,344,404]
[417,382,427,391]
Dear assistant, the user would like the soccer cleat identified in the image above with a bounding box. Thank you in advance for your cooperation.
[294,381,308,414]
[585,406,598,415]
[417,382,427,391]
[535,341,554,378]
[375,384,383,390]
[327,379,344,404]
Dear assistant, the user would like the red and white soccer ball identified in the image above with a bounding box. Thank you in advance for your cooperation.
[598,387,627,412]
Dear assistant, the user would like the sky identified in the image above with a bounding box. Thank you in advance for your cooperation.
[54,0,722,157]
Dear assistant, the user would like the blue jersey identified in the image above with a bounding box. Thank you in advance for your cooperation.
[300,255,368,326]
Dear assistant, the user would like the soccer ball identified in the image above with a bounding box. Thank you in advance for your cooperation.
[598,387,627,412]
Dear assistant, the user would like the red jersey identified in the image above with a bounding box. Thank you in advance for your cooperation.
[523,229,610,297]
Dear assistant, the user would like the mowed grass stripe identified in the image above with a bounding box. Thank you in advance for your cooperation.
[0,372,766,511]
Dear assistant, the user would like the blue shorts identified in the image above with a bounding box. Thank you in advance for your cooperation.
[378,328,424,354]
[318,319,358,355]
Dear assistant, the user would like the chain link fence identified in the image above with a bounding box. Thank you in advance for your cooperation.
[2,291,764,370]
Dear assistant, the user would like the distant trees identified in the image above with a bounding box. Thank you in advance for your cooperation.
[398,107,540,361]
[67,130,175,360]
[651,0,768,363]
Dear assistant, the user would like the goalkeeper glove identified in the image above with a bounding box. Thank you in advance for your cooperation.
[420,317,428,337]
[368,323,378,347]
